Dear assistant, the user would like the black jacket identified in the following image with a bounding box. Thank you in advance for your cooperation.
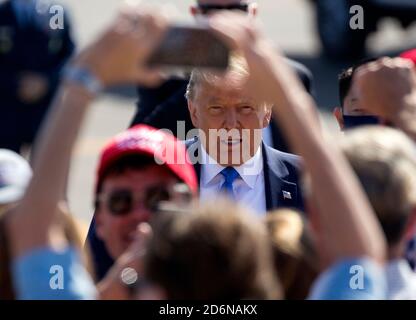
[0,0,75,150]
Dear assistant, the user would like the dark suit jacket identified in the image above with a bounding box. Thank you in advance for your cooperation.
[186,137,304,212]
[0,0,75,151]
[130,58,314,153]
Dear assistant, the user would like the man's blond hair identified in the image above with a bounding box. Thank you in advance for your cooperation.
[185,54,250,101]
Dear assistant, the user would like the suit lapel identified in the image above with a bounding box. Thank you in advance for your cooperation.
[263,144,299,211]
[185,136,202,185]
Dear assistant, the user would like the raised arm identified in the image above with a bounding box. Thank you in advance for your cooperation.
[8,6,167,258]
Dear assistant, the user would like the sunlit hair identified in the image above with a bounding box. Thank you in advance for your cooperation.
[145,199,282,299]
[341,126,416,245]
[185,54,250,101]
[265,209,319,299]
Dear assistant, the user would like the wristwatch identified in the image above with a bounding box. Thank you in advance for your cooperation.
[63,65,103,95]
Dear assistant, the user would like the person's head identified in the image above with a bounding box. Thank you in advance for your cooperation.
[94,125,198,260]
[190,0,257,20]
[265,209,319,299]
[333,58,381,130]
[341,126,416,258]
[186,56,272,166]
[144,200,281,299]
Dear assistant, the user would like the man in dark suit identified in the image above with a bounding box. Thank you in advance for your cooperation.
[0,0,75,154]
[130,0,314,154]
[184,57,304,214]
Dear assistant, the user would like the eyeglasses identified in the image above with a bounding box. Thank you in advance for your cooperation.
[97,183,192,216]
[197,3,249,15]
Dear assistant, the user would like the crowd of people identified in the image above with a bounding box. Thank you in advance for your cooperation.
[1,0,416,300]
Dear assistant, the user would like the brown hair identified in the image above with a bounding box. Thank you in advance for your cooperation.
[341,126,416,245]
[265,209,319,300]
[145,200,281,299]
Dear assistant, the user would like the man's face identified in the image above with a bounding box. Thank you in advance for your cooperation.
[333,85,379,130]
[188,78,271,166]
[95,166,179,260]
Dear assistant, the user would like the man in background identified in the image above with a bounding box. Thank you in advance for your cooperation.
[131,0,314,153]
[0,0,75,154]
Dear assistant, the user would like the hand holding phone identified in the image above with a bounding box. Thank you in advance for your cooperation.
[146,24,230,72]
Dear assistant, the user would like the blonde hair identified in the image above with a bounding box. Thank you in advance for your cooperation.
[185,54,249,101]
[341,126,416,244]
[265,209,318,299]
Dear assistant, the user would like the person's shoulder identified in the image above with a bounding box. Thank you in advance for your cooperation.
[284,57,314,94]
[0,0,12,15]
[264,144,302,169]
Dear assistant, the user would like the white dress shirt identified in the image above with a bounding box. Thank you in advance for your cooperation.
[199,144,267,216]
[386,259,416,300]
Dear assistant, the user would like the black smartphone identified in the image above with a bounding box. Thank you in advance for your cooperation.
[146,25,230,72]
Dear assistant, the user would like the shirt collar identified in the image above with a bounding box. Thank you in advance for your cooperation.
[200,144,263,189]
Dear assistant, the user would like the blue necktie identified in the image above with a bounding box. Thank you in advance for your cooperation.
[219,167,239,200]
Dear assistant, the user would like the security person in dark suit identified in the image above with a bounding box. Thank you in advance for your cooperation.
[0,0,75,154]
[130,0,314,154]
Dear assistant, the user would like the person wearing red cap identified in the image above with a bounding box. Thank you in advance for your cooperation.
[88,124,198,280]
[5,4,198,298]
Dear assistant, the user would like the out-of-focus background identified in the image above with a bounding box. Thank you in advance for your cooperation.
[59,0,416,223]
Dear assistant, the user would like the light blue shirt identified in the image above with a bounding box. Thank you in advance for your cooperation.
[199,144,267,215]
[309,257,387,300]
[12,246,97,300]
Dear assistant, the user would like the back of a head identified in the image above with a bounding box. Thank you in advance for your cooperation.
[265,209,319,300]
[341,126,416,246]
[145,200,281,299]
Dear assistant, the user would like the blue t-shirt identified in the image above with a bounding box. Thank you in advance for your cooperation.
[12,246,97,300]
[309,257,387,300]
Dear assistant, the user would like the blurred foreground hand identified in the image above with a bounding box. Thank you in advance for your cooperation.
[72,3,169,88]
[353,57,416,125]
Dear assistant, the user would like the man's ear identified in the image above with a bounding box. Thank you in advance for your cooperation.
[333,107,344,130]
[249,2,258,17]
[404,208,416,242]
[188,99,199,128]
[262,105,272,128]
[190,5,198,16]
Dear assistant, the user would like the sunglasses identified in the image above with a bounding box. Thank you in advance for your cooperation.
[97,184,192,216]
[197,3,249,15]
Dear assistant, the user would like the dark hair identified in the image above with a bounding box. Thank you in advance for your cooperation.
[338,57,379,107]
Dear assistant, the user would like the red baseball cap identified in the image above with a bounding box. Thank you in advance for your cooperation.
[95,124,198,195]
[400,49,416,66]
